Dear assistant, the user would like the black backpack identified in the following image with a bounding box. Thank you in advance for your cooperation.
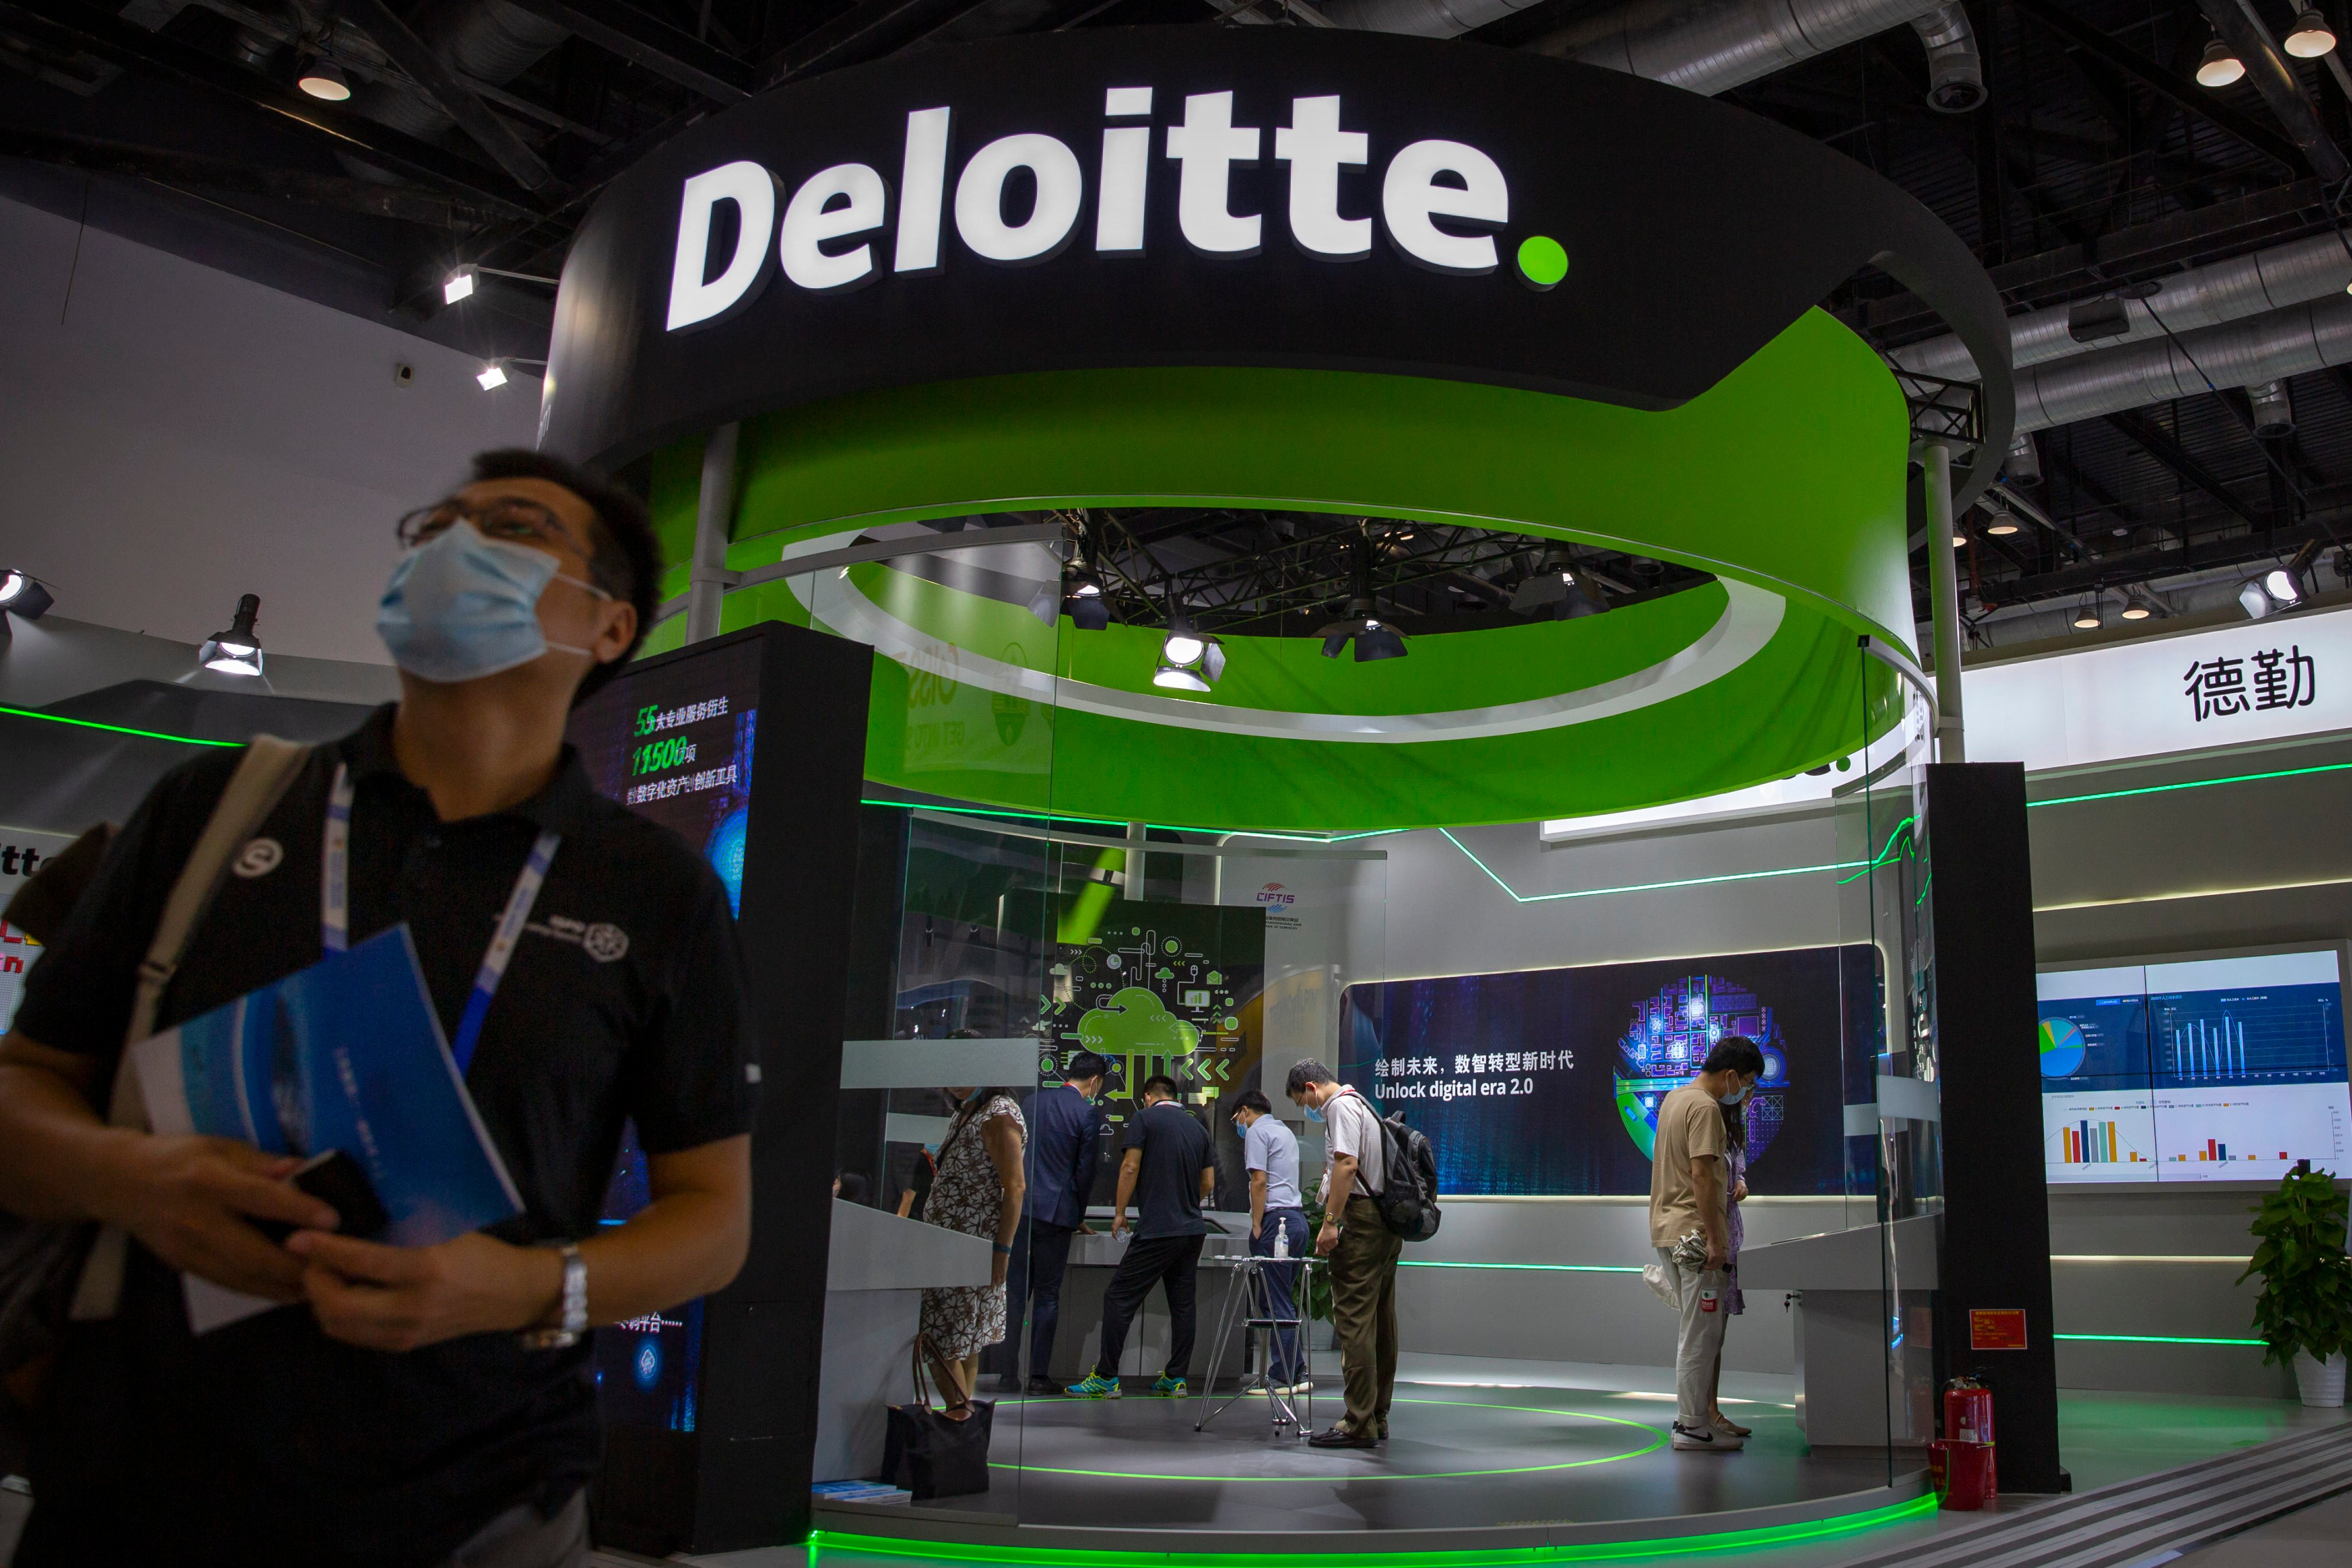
[1373,1112,1442,1242]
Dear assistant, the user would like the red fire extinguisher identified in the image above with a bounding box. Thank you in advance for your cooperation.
[1933,1377,1997,1509]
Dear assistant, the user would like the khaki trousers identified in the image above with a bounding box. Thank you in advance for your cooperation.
[1659,1248,1730,1431]
[1328,1196,1403,1433]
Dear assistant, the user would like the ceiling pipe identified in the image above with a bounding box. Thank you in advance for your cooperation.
[1318,0,1982,113]
[343,0,567,157]
[1891,230,2352,382]
[2013,291,2352,431]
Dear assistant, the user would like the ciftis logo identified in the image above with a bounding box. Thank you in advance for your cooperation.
[663,88,1570,336]
[1256,883,1297,907]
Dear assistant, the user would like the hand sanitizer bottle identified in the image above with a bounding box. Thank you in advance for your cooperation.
[1274,1225,1289,1261]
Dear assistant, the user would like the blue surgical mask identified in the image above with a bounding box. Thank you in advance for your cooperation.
[1718,1084,1750,1107]
[1304,1103,1325,1124]
[376,520,604,683]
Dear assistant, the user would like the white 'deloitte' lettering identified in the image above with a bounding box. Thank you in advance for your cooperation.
[661,90,1516,329]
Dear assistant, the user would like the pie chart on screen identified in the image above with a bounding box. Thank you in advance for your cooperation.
[2038,1018,2088,1079]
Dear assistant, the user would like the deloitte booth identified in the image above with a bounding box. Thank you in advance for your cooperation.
[10,23,2062,1562]
[534,24,2061,1560]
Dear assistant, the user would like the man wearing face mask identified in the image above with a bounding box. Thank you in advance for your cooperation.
[1648,1036,1764,1454]
[0,451,758,1567]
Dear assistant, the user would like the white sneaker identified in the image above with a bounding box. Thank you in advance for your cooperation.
[1672,1422,1743,1451]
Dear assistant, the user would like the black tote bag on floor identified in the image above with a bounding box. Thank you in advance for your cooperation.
[881,1334,994,1501]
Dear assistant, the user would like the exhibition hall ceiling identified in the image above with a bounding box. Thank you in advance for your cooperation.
[7,0,2352,632]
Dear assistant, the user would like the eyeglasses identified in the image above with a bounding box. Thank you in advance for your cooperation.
[395,497,587,556]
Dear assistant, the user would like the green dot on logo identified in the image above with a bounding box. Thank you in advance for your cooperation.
[1517,235,1568,291]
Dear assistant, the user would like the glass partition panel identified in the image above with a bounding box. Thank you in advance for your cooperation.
[1836,643,1942,1479]
[798,526,1065,1530]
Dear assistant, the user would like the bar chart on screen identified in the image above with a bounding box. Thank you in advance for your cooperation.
[2042,1092,2160,1183]
[2149,1084,2351,1181]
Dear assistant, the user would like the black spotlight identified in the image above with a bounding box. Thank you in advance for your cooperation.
[197,594,265,678]
[1316,535,1409,662]
[0,570,55,621]
[1067,569,1110,631]
[1316,597,1408,662]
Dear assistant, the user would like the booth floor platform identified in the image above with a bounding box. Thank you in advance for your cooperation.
[849,1361,1888,1534]
[683,1355,2352,1568]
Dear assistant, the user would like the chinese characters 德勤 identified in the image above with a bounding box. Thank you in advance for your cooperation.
[2185,646,2315,722]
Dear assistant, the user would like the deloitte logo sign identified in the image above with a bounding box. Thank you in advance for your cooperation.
[665,87,1568,336]
[541,29,2002,471]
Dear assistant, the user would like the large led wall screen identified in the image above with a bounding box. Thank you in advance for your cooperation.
[2037,951,2350,1183]
[1339,946,1877,1197]
[567,635,769,1432]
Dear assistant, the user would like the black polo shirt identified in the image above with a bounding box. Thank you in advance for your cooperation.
[1123,1101,1214,1240]
[13,705,759,1568]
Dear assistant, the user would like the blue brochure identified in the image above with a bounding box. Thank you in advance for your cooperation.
[131,925,523,1331]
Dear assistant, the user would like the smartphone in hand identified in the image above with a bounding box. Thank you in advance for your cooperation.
[254,1149,389,1243]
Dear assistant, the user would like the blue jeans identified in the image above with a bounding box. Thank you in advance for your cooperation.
[1252,1208,1310,1384]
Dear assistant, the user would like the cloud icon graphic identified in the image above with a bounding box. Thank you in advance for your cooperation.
[1077,986,1201,1060]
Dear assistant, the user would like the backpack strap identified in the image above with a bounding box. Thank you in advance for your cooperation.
[69,736,316,1322]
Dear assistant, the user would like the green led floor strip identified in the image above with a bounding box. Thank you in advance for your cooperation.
[1399,1261,1644,1274]
[977,1397,1663,1483]
[0,704,240,747]
[809,1492,1939,1566]
[2053,1333,2264,1346]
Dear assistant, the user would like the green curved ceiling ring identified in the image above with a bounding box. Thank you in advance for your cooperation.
[638,307,1909,832]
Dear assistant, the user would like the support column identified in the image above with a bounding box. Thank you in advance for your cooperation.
[1125,819,1146,899]
[684,422,740,645]
[1921,439,1968,763]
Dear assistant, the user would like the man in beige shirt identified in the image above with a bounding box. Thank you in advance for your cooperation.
[1649,1036,1763,1452]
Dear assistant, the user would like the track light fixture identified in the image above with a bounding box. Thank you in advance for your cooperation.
[0,570,55,621]
[1316,535,1410,661]
[1152,603,1223,692]
[2286,8,2338,57]
[197,594,265,678]
[2243,542,2322,618]
[476,357,546,391]
[2196,36,2246,87]
[296,56,351,101]
[1064,531,1110,631]
[443,264,559,306]
[1507,563,1608,620]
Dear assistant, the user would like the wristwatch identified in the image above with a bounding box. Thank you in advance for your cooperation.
[519,1242,588,1350]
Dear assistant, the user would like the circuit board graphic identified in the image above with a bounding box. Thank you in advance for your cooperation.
[1614,974,1791,1163]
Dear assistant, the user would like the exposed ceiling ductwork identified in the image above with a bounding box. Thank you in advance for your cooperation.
[2013,291,2352,431]
[1320,0,1982,111]
[343,0,568,160]
[1891,231,2352,382]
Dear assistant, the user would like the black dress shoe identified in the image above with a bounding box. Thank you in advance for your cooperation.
[1308,1424,1378,1449]
[1377,1419,1389,1440]
[1025,1376,1059,1396]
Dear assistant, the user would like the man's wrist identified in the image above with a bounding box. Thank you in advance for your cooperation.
[513,1242,568,1334]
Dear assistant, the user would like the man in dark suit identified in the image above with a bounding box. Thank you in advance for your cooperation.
[995,1050,1109,1392]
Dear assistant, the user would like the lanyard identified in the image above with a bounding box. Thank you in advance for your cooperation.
[322,763,561,1076]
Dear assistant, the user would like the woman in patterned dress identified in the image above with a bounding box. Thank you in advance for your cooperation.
[1707,1095,1754,1438]
[918,1086,1027,1414]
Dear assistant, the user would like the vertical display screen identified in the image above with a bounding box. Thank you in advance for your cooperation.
[2039,951,2350,1183]
[566,637,768,1431]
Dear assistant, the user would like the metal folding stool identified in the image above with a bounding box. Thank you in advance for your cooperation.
[1193,1252,1318,1435]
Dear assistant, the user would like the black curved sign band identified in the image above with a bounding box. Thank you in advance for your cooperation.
[542,28,2012,504]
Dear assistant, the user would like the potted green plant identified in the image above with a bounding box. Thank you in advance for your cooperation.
[2238,1166,2351,1408]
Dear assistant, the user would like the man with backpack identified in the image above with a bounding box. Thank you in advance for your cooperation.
[1285,1059,1400,1450]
